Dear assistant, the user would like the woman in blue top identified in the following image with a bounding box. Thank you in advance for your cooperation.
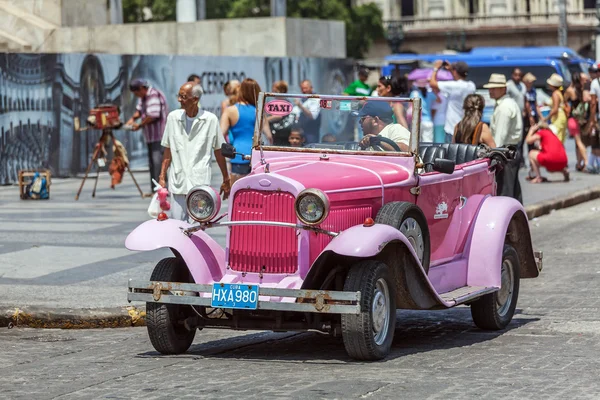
[409,80,436,142]
[220,78,267,184]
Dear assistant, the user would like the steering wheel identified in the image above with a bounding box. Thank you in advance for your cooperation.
[359,136,402,152]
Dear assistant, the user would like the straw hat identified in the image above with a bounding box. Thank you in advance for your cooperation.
[482,73,507,88]
[522,72,537,83]
[546,73,563,88]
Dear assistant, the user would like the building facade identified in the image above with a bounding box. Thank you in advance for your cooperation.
[358,0,599,59]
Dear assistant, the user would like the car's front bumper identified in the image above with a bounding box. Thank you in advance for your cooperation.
[127,280,361,315]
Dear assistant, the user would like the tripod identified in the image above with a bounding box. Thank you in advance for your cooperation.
[75,128,145,200]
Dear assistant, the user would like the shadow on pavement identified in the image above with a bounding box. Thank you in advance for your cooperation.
[136,307,539,363]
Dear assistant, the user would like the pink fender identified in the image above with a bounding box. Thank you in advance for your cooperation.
[125,219,226,284]
[465,195,539,288]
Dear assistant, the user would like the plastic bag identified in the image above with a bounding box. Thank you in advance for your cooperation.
[147,179,163,218]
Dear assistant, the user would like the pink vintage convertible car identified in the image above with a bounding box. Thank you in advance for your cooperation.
[126,93,542,360]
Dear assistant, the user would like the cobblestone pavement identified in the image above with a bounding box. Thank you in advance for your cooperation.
[1,198,599,399]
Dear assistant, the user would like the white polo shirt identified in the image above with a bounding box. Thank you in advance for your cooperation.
[161,109,224,195]
[438,79,476,135]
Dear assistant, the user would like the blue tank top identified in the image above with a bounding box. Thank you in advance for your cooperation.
[229,104,256,164]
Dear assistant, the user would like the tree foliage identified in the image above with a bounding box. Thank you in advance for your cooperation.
[121,0,384,59]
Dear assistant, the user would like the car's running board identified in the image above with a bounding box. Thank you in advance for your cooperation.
[439,285,498,306]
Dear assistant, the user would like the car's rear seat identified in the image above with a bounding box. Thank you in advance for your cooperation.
[419,143,481,166]
[418,146,447,173]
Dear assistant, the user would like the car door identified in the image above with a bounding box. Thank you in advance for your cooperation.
[416,168,464,265]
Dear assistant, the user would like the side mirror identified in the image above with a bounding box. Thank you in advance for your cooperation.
[432,158,455,174]
[221,143,236,159]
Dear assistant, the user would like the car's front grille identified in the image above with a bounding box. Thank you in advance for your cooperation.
[229,190,298,274]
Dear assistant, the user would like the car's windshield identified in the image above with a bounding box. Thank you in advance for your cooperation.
[257,94,417,155]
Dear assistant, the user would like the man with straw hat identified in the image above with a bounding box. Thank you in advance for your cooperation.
[484,73,523,203]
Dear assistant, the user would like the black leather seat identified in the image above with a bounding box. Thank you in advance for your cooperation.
[419,143,481,165]
[418,146,447,173]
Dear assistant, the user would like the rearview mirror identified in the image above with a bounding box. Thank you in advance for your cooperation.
[432,158,455,174]
[220,143,236,159]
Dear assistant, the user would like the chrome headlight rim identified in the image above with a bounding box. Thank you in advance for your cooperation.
[294,188,330,226]
[186,185,221,223]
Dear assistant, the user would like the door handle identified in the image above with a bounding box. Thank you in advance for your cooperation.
[459,196,467,209]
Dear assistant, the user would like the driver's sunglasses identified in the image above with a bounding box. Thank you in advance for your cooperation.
[359,116,370,124]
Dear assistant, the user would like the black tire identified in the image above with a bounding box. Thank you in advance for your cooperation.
[146,257,196,354]
[471,244,520,330]
[375,202,431,273]
[341,260,396,361]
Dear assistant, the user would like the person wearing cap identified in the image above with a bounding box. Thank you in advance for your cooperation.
[541,73,567,144]
[125,78,169,192]
[523,72,542,128]
[484,73,523,203]
[429,60,476,143]
[356,101,411,152]
[343,67,372,96]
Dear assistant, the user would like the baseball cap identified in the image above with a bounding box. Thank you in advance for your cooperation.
[129,78,149,91]
[590,64,599,73]
[451,61,469,77]
[353,101,394,123]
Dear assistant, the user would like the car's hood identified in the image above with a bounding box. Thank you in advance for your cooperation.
[252,155,412,192]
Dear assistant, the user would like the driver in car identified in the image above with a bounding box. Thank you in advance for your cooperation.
[356,102,411,152]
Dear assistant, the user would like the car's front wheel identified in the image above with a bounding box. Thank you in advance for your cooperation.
[341,260,396,361]
[146,257,196,354]
[470,244,520,330]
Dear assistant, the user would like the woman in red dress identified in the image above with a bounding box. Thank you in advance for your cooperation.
[525,122,569,183]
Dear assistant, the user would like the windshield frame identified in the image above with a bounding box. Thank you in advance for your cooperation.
[252,92,422,157]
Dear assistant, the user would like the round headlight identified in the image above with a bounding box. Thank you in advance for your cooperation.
[186,185,221,222]
[295,189,329,226]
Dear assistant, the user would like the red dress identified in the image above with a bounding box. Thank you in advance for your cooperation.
[536,128,568,172]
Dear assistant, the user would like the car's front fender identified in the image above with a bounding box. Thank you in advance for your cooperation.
[125,219,226,284]
[466,196,540,288]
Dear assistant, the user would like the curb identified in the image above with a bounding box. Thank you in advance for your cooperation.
[2,185,600,330]
[1,305,146,329]
[524,185,600,220]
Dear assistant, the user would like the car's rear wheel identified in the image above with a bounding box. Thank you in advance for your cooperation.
[341,260,396,361]
[470,244,520,330]
[375,202,431,273]
[146,257,196,354]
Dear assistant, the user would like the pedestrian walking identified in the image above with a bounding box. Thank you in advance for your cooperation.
[452,94,496,147]
[158,82,230,221]
[506,68,526,116]
[220,80,240,117]
[525,122,569,183]
[343,67,372,96]
[125,78,168,192]
[429,60,476,143]
[564,72,590,170]
[220,78,265,185]
[484,73,523,203]
[409,80,436,142]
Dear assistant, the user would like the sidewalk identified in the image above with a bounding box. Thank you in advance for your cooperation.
[0,139,598,327]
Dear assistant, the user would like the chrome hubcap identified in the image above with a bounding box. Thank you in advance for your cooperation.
[496,259,514,317]
[400,217,425,264]
[372,278,391,345]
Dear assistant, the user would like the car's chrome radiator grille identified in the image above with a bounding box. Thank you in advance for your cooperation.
[229,190,298,274]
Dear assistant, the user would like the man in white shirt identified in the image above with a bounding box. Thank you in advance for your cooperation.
[158,82,231,221]
[429,60,476,142]
[589,64,600,121]
[484,73,523,203]
[356,102,411,152]
[292,80,321,143]
[506,68,526,115]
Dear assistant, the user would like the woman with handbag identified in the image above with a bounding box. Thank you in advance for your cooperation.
[453,94,497,147]
[564,72,590,170]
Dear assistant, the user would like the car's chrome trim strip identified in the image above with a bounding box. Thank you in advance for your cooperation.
[182,220,339,237]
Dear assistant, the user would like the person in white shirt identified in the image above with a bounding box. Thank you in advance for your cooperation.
[158,82,231,221]
[292,80,321,143]
[484,73,523,203]
[429,60,476,143]
[506,68,526,115]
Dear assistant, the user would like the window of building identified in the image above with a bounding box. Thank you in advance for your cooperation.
[401,0,415,17]
[584,0,596,9]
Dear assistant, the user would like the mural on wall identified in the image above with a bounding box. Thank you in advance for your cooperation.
[0,53,353,184]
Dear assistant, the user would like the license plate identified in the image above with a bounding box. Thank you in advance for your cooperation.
[211,283,259,310]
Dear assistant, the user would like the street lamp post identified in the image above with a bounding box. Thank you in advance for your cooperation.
[385,21,404,54]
